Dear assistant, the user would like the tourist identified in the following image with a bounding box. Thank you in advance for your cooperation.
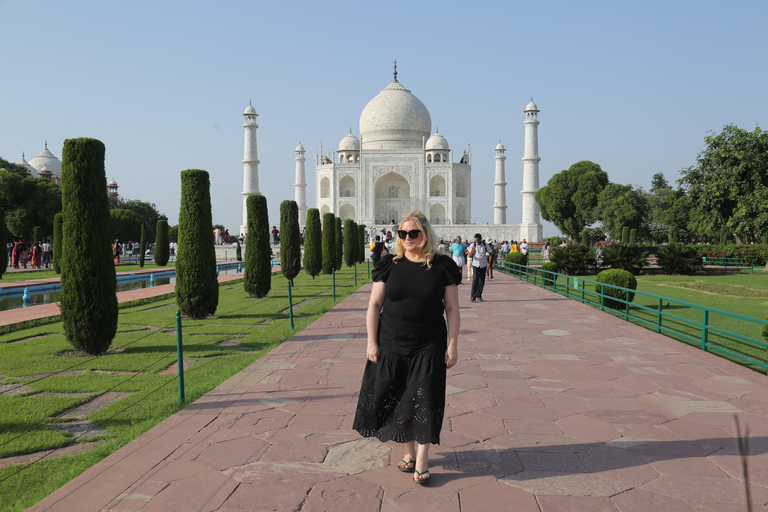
[213,227,222,245]
[486,240,495,279]
[235,239,242,261]
[42,240,52,268]
[520,239,528,256]
[541,241,551,263]
[468,233,492,302]
[31,243,42,269]
[449,236,465,272]
[595,243,604,266]
[353,210,460,485]
[370,235,386,267]
[271,226,279,245]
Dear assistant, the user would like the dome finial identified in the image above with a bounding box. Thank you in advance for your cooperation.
[393,59,397,80]
[349,127,352,134]
[436,125,439,133]
[45,140,48,149]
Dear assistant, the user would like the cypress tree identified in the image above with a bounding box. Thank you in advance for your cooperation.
[244,194,271,297]
[344,219,356,267]
[59,138,118,355]
[621,227,630,244]
[303,208,322,278]
[629,228,637,244]
[581,229,589,247]
[335,217,343,271]
[280,200,301,285]
[53,213,63,274]
[33,226,43,244]
[321,212,336,274]
[0,208,6,279]
[176,169,219,318]
[668,226,679,244]
[357,224,366,263]
[139,223,146,267]
[154,219,169,266]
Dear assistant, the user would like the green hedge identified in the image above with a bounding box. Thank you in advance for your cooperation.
[59,137,118,354]
[280,200,301,284]
[321,212,336,274]
[244,194,271,298]
[53,213,63,274]
[303,208,321,278]
[154,219,169,266]
[33,226,43,244]
[595,269,637,309]
[343,219,356,267]
[540,261,558,287]
[695,244,768,266]
[504,252,528,266]
[335,217,343,271]
[176,169,219,318]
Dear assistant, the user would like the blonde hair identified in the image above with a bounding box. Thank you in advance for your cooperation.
[392,210,438,269]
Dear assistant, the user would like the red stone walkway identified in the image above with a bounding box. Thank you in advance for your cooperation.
[28,271,768,511]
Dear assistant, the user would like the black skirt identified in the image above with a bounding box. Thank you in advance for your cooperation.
[352,327,447,445]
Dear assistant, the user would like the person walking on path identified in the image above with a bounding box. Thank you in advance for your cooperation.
[370,235,386,267]
[353,210,461,485]
[468,233,492,302]
[486,240,496,280]
[541,241,551,263]
[449,236,465,271]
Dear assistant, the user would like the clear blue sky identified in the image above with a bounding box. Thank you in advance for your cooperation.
[2,0,766,237]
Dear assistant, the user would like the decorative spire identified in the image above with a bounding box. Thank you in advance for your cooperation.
[436,126,439,133]
[393,59,397,80]
[349,127,352,134]
[44,140,48,149]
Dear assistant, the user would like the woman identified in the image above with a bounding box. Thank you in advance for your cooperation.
[353,210,461,485]
[541,241,551,263]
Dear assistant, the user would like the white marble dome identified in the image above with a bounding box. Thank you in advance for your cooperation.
[496,142,506,150]
[295,143,305,152]
[338,132,360,151]
[244,104,257,115]
[359,78,431,150]
[524,100,539,112]
[426,132,449,150]
[28,144,62,178]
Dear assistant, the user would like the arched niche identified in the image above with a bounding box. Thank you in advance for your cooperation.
[320,204,331,216]
[320,177,330,198]
[339,175,355,197]
[430,203,445,225]
[429,175,445,197]
[455,176,467,197]
[374,171,411,224]
[339,203,355,222]
[456,203,467,224]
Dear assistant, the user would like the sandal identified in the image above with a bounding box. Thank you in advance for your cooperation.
[413,469,431,485]
[397,459,415,473]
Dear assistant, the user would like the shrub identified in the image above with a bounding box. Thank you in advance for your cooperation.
[343,219,356,267]
[33,226,43,244]
[53,213,63,274]
[595,269,637,309]
[602,244,648,274]
[176,169,219,319]
[357,224,366,263]
[621,227,630,244]
[540,261,558,287]
[139,223,146,268]
[504,252,528,268]
[244,194,271,298]
[59,137,118,354]
[335,217,343,271]
[154,220,169,266]
[550,244,593,275]
[321,212,336,274]
[657,243,702,275]
[303,208,322,278]
[0,208,6,279]
[279,200,301,285]
[629,228,637,243]
[668,226,679,244]
[581,229,589,247]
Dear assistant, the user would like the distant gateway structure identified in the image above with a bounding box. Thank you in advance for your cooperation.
[240,67,543,242]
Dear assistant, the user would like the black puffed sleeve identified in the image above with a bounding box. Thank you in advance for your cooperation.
[439,254,462,286]
[372,254,394,282]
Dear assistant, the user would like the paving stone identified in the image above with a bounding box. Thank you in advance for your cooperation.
[195,437,270,471]
[557,414,622,443]
[651,457,729,477]
[323,438,390,474]
[460,480,539,511]
[223,461,344,485]
[219,482,311,511]
[141,472,238,512]
[537,494,619,511]
[610,487,698,511]
[303,475,383,512]
[381,487,460,512]
[450,411,508,441]
[502,470,631,496]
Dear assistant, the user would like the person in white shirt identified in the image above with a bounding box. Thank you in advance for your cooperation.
[520,239,528,256]
[467,233,492,302]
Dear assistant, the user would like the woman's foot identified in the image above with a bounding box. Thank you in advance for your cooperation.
[397,458,415,472]
[413,468,431,485]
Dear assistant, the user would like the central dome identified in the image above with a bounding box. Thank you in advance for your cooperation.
[359,78,431,150]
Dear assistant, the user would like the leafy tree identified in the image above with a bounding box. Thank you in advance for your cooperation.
[154,220,169,266]
[244,194,271,298]
[0,156,31,177]
[53,213,63,274]
[621,227,630,244]
[581,229,589,247]
[651,172,669,192]
[139,223,146,268]
[168,224,178,243]
[597,184,649,240]
[344,219,356,267]
[335,217,343,271]
[0,170,62,239]
[108,196,168,241]
[279,200,301,285]
[0,208,6,279]
[679,124,768,242]
[33,226,43,244]
[59,138,118,355]
[303,208,322,278]
[629,228,637,243]
[109,208,143,242]
[535,160,609,238]
[176,169,218,318]
[321,212,336,274]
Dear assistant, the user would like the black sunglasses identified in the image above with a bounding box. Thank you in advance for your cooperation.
[397,229,422,240]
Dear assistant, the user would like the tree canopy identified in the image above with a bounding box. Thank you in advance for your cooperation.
[108,195,167,240]
[0,156,31,178]
[535,160,608,238]
[678,124,768,242]
[0,169,62,240]
[596,184,649,240]
[109,208,143,242]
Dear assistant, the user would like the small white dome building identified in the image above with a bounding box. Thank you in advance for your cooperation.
[27,142,62,183]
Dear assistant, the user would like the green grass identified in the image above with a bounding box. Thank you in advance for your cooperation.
[0,262,177,283]
[0,265,365,511]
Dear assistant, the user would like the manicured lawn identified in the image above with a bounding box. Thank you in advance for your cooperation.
[0,265,366,512]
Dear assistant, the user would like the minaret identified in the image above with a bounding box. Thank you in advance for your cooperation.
[521,99,542,241]
[294,142,307,226]
[241,102,260,237]
[493,141,507,224]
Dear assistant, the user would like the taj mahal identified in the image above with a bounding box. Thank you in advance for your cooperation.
[241,65,544,242]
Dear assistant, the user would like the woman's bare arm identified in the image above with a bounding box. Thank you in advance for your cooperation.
[366,281,386,363]
[444,284,460,368]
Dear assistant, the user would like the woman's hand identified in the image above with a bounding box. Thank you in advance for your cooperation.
[367,342,380,364]
[445,343,458,369]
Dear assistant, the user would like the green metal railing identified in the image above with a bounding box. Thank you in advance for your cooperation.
[496,260,768,374]
[702,256,754,274]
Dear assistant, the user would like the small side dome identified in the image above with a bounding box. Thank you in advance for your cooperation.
[524,100,539,112]
[338,132,360,151]
[108,178,118,187]
[496,142,505,150]
[426,132,450,150]
[244,104,257,115]
[295,143,305,152]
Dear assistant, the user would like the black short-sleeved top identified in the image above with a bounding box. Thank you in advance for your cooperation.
[372,254,461,344]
